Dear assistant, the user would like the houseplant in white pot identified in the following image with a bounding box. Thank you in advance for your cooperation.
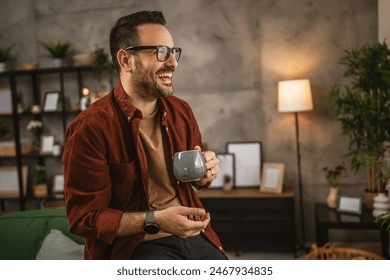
[328,41,390,207]
[41,41,72,67]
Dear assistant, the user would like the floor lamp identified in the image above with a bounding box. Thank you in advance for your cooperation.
[277,79,313,252]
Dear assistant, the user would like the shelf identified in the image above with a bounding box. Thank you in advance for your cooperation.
[198,185,294,199]
[0,65,93,77]
[0,65,92,210]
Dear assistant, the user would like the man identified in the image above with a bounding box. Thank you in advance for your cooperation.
[63,10,226,260]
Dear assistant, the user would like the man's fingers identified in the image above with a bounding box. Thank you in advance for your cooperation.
[179,206,206,217]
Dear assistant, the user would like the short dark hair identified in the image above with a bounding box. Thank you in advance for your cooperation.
[109,10,167,71]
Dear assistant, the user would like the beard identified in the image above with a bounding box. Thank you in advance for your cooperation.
[131,58,175,102]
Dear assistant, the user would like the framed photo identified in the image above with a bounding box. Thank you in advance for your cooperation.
[337,195,363,215]
[0,88,12,115]
[211,153,235,188]
[227,142,262,187]
[43,91,60,112]
[52,174,64,194]
[0,166,28,198]
[40,135,54,155]
[260,163,285,193]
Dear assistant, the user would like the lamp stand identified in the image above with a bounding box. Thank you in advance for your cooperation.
[294,112,310,254]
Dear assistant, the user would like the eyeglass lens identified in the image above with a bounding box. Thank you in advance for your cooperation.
[157,46,181,62]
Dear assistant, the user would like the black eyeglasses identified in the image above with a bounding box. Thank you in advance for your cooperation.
[124,45,182,62]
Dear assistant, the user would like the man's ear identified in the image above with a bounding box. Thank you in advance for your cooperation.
[117,49,134,73]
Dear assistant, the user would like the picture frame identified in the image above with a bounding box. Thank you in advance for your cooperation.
[337,195,363,215]
[0,88,12,115]
[40,135,55,155]
[211,153,235,188]
[0,166,28,198]
[42,91,60,112]
[226,141,262,187]
[260,163,285,193]
[52,174,64,194]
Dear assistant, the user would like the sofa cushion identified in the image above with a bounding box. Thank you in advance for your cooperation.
[36,229,84,260]
[0,208,84,260]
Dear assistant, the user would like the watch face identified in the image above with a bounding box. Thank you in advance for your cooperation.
[144,223,160,234]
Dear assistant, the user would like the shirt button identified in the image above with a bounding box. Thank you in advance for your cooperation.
[165,127,169,132]
[218,246,223,251]
[163,112,167,117]
[127,116,131,121]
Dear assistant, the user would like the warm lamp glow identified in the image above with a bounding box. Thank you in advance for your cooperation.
[278,79,313,112]
[82,87,90,96]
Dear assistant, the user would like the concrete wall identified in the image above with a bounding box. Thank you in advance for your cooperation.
[0,0,379,243]
[379,0,390,41]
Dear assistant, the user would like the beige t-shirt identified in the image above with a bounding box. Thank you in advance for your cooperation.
[139,107,181,240]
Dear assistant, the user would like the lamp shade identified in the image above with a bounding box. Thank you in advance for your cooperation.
[278,79,313,112]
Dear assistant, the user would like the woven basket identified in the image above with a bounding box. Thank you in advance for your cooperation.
[305,243,384,260]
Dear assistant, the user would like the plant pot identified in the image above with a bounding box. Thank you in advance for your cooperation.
[326,186,339,208]
[33,184,48,197]
[223,181,233,192]
[52,58,63,68]
[363,190,377,209]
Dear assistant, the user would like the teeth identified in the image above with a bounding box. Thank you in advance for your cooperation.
[157,72,172,78]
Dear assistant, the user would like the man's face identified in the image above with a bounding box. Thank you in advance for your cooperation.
[130,24,178,102]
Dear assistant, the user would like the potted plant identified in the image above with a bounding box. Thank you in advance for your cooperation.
[92,47,116,87]
[0,45,13,72]
[26,119,43,150]
[373,148,390,229]
[328,41,390,205]
[223,174,233,191]
[322,163,348,208]
[41,41,72,67]
[33,164,47,197]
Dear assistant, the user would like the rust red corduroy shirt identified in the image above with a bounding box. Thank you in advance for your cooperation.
[62,80,224,259]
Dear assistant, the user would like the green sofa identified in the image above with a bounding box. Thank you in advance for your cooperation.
[0,208,84,260]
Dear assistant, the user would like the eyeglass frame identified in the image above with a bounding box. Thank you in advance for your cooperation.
[124,45,182,62]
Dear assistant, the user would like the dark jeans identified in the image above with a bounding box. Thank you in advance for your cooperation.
[130,234,227,260]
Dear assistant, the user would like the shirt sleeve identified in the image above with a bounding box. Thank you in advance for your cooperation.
[62,118,123,245]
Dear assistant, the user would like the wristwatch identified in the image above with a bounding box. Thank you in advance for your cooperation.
[144,211,160,234]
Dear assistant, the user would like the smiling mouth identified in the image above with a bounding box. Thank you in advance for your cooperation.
[157,72,173,85]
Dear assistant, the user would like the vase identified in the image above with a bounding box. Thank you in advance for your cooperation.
[326,186,339,208]
[372,193,390,217]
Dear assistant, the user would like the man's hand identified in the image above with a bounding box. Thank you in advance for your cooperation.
[193,145,220,187]
[155,206,210,238]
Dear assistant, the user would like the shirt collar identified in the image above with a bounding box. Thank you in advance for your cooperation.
[113,80,141,121]
[113,79,168,123]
